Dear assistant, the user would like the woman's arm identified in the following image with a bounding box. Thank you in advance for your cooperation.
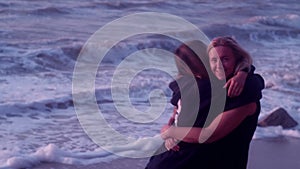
[226,65,256,97]
[225,71,248,97]
[161,102,257,143]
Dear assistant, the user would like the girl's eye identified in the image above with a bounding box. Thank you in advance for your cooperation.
[222,57,230,62]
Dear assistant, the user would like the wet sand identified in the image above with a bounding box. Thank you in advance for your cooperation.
[247,137,300,169]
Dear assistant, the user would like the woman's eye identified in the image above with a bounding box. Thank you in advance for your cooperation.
[211,58,217,63]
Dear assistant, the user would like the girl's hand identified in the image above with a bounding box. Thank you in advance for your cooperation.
[165,138,180,151]
[161,125,172,140]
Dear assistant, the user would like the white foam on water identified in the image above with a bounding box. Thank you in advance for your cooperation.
[0,136,163,169]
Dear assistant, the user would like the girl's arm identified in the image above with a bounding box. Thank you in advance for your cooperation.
[161,102,256,143]
[167,107,178,125]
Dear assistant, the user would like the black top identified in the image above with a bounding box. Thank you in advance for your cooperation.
[211,73,264,169]
[145,73,264,169]
[169,75,212,128]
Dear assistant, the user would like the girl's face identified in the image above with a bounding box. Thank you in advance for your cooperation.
[208,46,236,80]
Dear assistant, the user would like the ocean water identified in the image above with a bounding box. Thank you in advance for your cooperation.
[1,0,300,168]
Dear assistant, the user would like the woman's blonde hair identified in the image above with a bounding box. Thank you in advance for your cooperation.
[207,36,252,74]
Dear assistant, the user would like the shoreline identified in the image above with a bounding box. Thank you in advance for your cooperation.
[33,136,300,169]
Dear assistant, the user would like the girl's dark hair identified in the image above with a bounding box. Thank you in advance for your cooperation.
[174,40,209,79]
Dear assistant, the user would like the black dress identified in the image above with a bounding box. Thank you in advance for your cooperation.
[145,73,265,169]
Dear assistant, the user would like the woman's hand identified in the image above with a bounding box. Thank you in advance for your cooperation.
[224,71,247,97]
[164,138,180,151]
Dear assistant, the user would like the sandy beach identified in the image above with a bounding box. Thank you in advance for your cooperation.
[33,136,300,169]
[248,137,300,169]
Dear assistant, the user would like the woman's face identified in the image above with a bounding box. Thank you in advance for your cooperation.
[208,46,236,80]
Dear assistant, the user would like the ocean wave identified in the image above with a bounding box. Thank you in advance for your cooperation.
[242,14,300,43]
[0,85,124,116]
[0,34,181,75]
[0,42,81,75]
[33,49,76,71]
[0,96,73,116]
[0,2,9,8]
[28,6,71,16]
[203,14,300,45]
[249,29,300,43]
[1,2,72,17]
[248,14,300,29]
[78,34,181,66]
[203,17,299,45]
[31,40,82,71]
[84,0,167,10]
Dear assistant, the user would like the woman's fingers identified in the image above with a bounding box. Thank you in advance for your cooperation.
[227,79,237,97]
